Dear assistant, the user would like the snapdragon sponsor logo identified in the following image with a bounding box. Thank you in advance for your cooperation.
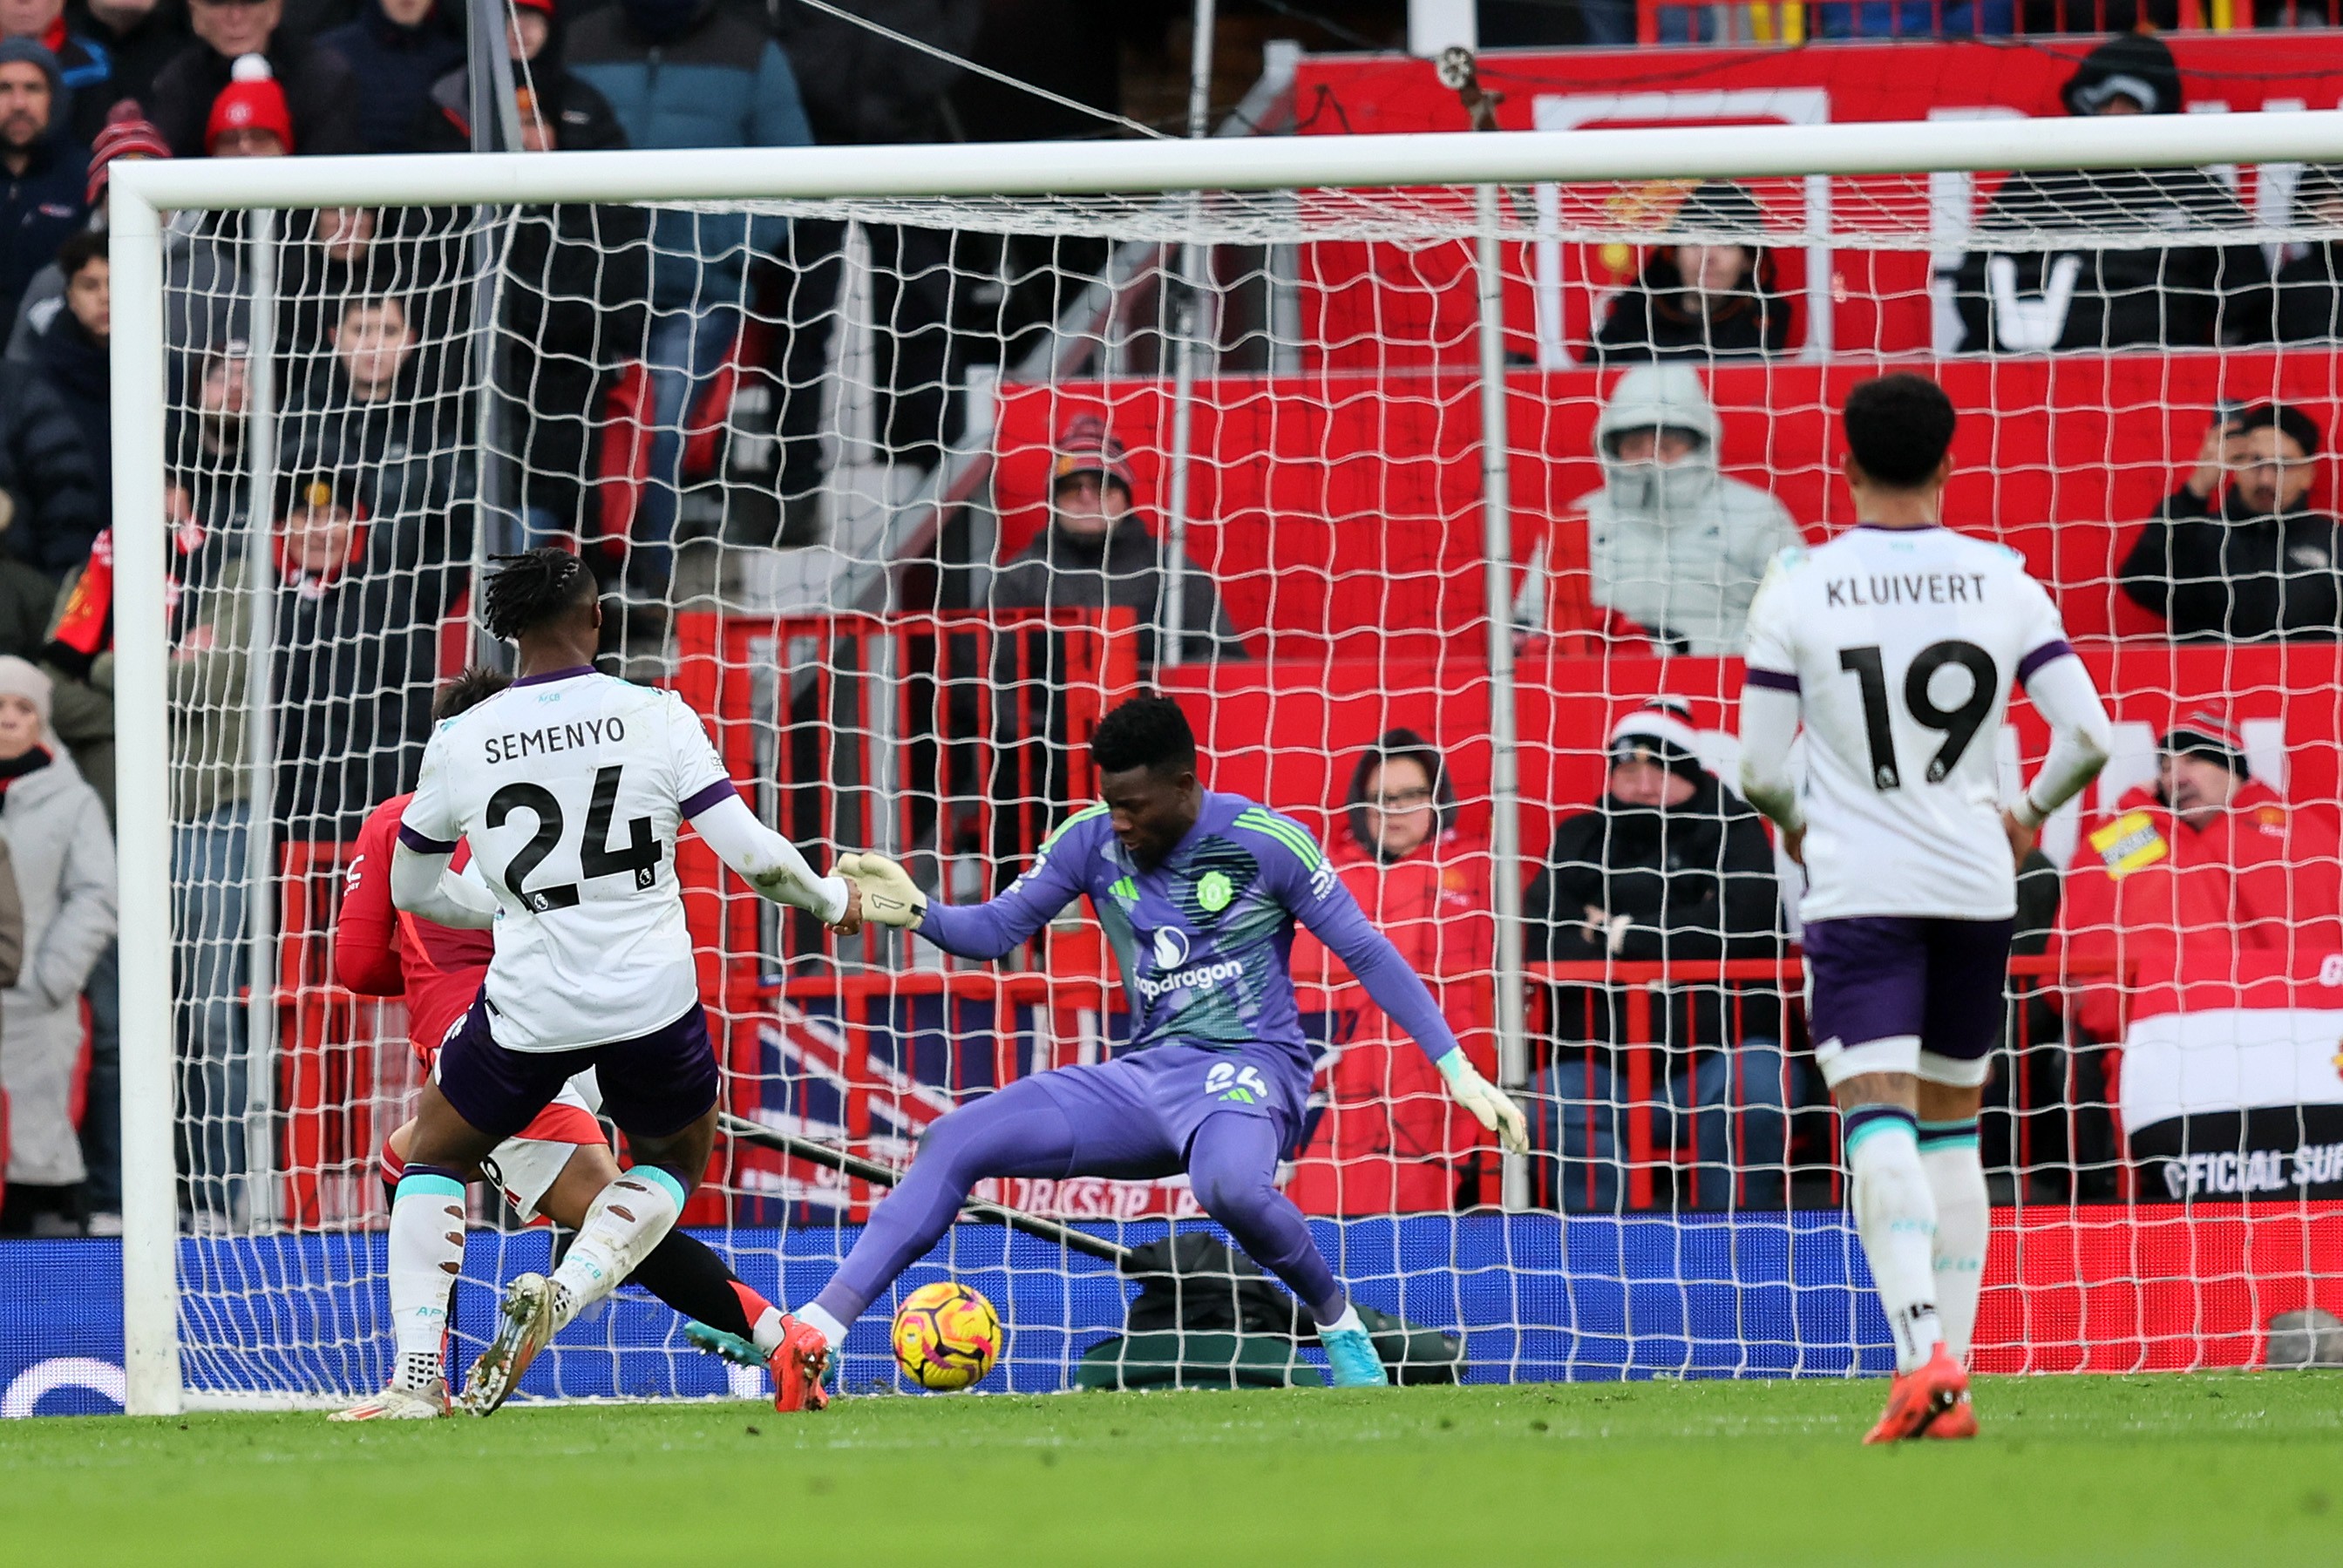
[1138,925,1242,1001]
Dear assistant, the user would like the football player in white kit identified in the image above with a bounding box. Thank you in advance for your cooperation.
[1737,375,2111,1442]
[334,548,863,1419]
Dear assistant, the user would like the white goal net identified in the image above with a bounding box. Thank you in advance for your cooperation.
[110,116,2343,1410]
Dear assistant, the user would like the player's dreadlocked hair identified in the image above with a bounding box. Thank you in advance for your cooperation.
[1843,373,1958,489]
[481,547,594,642]
[1090,694,1195,776]
[432,665,513,723]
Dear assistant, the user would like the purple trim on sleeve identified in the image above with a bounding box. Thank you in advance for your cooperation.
[679,777,740,819]
[398,824,458,854]
[2015,639,2075,688]
[1744,667,1802,693]
[511,664,598,689]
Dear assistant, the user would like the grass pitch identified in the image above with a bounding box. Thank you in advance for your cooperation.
[5,1374,2338,1566]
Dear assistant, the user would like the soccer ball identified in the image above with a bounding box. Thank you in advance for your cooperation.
[890,1280,1002,1391]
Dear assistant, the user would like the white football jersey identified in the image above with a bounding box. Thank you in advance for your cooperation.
[1742,525,2073,922]
[400,669,735,1051]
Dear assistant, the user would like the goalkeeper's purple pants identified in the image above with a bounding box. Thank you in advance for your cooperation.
[810,1051,1346,1328]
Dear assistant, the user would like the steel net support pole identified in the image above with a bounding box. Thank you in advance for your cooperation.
[109,176,184,1415]
[240,208,282,1231]
[1475,183,1531,1211]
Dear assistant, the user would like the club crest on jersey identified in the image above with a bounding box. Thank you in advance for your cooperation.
[1197,870,1233,913]
[1151,927,1192,969]
[1203,1062,1269,1104]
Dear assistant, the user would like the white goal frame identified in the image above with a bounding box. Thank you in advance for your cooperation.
[109,108,2343,1415]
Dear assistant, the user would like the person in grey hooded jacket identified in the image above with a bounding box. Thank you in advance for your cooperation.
[1514,363,1801,656]
[0,654,113,1234]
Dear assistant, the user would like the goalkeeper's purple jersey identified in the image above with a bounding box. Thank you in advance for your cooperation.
[916,791,1463,1081]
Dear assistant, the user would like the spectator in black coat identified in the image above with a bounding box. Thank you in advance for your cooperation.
[2121,402,2343,641]
[1523,700,1798,1211]
[317,0,458,155]
[1,0,119,144]
[279,292,468,522]
[2274,164,2343,344]
[1953,32,2271,353]
[67,0,190,117]
[0,40,85,333]
[412,0,621,154]
[149,0,357,157]
[1591,181,1790,364]
[24,227,100,518]
[266,469,462,844]
[0,354,98,574]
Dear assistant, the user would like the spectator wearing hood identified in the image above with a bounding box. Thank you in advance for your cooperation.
[566,0,811,615]
[2057,711,2343,1043]
[318,0,458,155]
[1287,730,1496,1214]
[2120,402,2343,641]
[149,0,357,157]
[0,39,85,334]
[1591,181,1790,364]
[1514,363,1801,657]
[0,0,119,146]
[0,654,114,1235]
[279,291,467,524]
[1524,700,1796,1211]
[989,415,1246,669]
[415,0,622,154]
[68,0,190,119]
[1953,33,2271,353]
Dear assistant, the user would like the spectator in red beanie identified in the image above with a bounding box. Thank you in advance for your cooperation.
[203,50,284,155]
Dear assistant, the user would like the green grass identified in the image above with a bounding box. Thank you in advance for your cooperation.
[5,1374,2340,1566]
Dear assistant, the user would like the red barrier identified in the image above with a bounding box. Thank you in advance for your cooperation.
[1977,1199,2343,1371]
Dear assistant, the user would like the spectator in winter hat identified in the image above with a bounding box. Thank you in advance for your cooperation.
[0,0,117,146]
[148,0,356,157]
[988,413,1247,669]
[203,50,285,155]
[1592,181,1790,365]
[1525,698,1797,1212]
[0,650,116,1236]
[4,99,159,367]
[2121,402,2343,641]
[0,38,86,332]
[81,95,164,207]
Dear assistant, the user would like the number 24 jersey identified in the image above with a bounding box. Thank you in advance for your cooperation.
[1742,524,2075,923]
[400,669,737,1052]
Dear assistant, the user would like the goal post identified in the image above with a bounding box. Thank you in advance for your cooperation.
[110,109,2343,1414]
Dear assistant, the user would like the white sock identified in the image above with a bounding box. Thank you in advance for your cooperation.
[1844,1104,1941,1375]
[798,1302,847,1349]
[750,1305,789,1355]
[1316,1303,1364,1335]
[1919,1121,1989,1366]
[387,1168,467,1388]
[547,1166,686,1326]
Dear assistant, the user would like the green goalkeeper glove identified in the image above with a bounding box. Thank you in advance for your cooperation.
[834,852,928,929]
[1437,1049,1529,1154]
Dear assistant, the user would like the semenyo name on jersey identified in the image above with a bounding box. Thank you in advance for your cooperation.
[482,716,628,765]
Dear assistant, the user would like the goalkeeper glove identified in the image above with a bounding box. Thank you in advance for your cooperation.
[834,852,928,929]
[1436,1049,1528,1154]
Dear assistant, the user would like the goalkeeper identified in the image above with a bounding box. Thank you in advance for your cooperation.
[778,696,1526,1407]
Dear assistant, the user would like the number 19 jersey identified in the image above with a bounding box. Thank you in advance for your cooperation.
[1742,524,2074,923]
[399,668,737,1052]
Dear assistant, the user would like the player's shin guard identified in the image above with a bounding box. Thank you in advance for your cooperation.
[547,1164,688,1325]
[387,1164,467,1390]
[1844,1105,1942,1375]
[1919,1119,1988,1365]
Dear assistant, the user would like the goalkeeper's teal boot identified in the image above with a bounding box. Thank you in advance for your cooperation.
[684,1321,764,1368]
[1321,1326,1390,1388]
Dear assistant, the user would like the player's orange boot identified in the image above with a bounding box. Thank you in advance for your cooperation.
[769,1315,832,1413]
[1924,1388,1980,1441]
[1863,1343,1968,1444]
